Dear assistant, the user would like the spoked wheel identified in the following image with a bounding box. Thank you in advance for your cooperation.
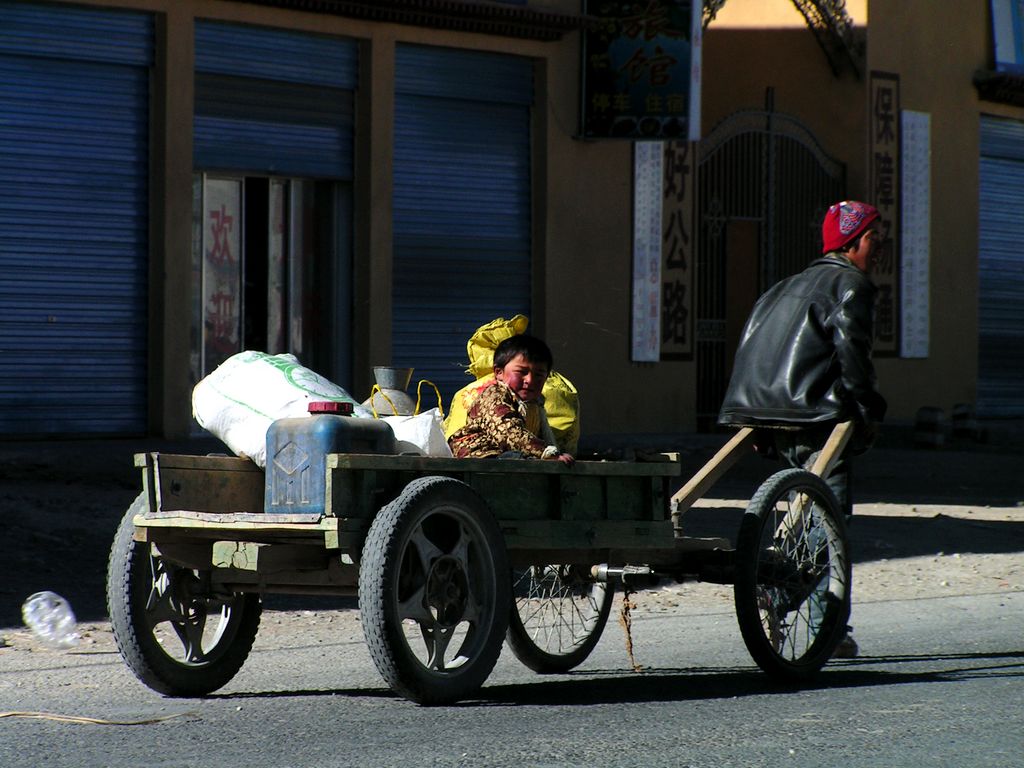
[358,477,510,705]
[734,469,851,683]
[106,493,262,696]
[506,565,614,673]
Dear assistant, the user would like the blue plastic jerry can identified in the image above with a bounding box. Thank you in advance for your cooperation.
[264,401,396,515]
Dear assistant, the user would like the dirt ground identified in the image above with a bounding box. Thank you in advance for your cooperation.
[1,428,1022,647]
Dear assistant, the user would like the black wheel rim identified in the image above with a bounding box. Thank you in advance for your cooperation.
[751,484,849,663]
[391,506,499,673]
[138,548,246,667]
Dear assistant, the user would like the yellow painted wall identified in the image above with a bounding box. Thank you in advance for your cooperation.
[711,0,867,29]
[867,0,996,418]
[542,30,699,436]
[700,0,1024,426]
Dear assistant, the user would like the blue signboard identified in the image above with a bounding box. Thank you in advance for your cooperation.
[580,0,700,139]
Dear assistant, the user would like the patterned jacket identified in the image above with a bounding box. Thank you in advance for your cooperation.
[447,380,558,459]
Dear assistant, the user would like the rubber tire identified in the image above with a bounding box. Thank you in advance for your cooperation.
[734,468,851,683]
[106,493,262,696]
[506,566,614,673]
[359,476,510,705]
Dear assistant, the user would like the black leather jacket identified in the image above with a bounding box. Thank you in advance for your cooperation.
[718,255,887,427]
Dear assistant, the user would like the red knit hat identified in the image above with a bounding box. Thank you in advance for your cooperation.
[821,201,880,254]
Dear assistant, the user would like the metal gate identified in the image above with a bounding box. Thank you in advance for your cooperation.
[695,107,845,430]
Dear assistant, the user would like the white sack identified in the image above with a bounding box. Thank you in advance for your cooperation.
[192,351,372,467]
[382,408,453,458]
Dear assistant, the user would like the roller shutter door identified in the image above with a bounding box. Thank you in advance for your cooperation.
[194,21,357,179]
[393,45,533,400]
[0,1,152,435]
[979,116,1024,417]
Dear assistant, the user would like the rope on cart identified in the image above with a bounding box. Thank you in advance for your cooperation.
[617,589,643,672]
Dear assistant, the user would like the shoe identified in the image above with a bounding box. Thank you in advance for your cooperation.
[832,631,859,659]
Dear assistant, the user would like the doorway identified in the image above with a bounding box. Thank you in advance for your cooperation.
[695,107,845,430]
[190,174,352,393]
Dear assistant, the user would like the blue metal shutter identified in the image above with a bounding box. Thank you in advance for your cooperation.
[978,116,1024,417]
[194,21,357,179]
[393,45,533,400]
[0,1,152,435]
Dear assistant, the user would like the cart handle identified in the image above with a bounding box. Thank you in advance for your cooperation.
[808,420,855,480]
[669,420,855,521]
[670,427,757,517]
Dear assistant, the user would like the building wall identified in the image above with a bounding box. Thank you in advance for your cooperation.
[13,0,1018,440]
[867,0,1022,420]
[700,0,1024,426]
[702,1,865,188]
[543,34,699,437]
[56,0,698,440]
[57,0,596,437]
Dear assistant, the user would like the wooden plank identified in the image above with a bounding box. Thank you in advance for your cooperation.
[670,427,756,515]
[500,519,674,551]
[145,510,324,525]
[149,452,265,515]
[327,453,681,478]
[473,472,556,520]
[809,420,855,479]
[137,509,337,537]
[146,453,262,472]
[326,461,675,525]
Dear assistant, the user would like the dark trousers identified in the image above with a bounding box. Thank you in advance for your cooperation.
[770,424,853,520]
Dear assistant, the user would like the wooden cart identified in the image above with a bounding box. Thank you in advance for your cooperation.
[106,423,854,705]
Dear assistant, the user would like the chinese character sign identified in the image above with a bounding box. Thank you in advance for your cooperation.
[661,140,694,359]
[868,72,900,356]
[900,110,931,359]
[202,179,242,373]
[633,141,663,362]
[582,0,701,140]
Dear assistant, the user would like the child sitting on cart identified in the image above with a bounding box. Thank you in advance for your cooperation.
[447,334,575,466]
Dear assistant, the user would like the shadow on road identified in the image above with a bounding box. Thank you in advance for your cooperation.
[681,444,1024,509]
[474,651,1024,706]
[681,505,1024,563]
[199,650,1024,707]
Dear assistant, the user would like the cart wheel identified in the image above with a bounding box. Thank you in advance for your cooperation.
[733,469,851,683]
[506,565,614,673]
[359,476,510,705]
[106,493,262,696]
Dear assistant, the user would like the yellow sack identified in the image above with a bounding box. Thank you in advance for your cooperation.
[444,316,581,454]
[543,370,580,455]
[464,314,529,379]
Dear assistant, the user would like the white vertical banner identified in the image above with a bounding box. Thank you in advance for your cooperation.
[632,141,663,362]
[202,178,243,376]
[900,110,931,359]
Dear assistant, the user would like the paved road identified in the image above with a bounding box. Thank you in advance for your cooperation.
[2,589,1021,768]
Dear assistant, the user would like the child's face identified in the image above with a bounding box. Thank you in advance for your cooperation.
[495,353,549,402]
